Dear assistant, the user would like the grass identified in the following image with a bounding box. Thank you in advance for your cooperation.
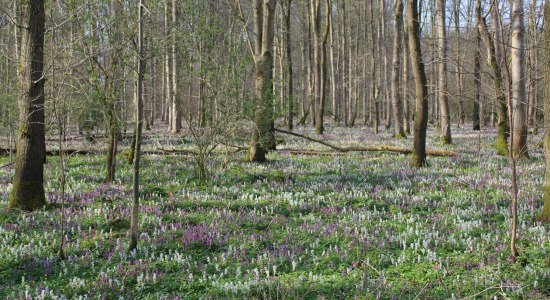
[0,125,548,299]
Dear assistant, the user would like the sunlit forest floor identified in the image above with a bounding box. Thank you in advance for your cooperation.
[0,125,549,299]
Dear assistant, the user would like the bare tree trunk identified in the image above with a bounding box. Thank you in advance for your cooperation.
[380,0,391,130]
[164,0,171,125]
[478,6,509,155]
[473,2,481,131]
[511,0,529,158]
[128,0,144,253]
[9,0,47,210]
[170,0,181,133]
[329,6,339,123]
[437,0,451,143]
[407,0,429,167]
[390,0,406,138]
[312,0,329,134]
[542,0,550,222]
[250,0,276,162]
[283,0,294,130]
[370,0,380,133]
[403,21,411,134]
[454,0,465,125]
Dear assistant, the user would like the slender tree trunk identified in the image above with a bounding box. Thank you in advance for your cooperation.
[9,0,47,211]
[329,6,338,123]
[454,0,465,125]
[170,0,181,133]
[542,0,550,222]
[283,0,294,130]
[128,0,144,253]
[380,0,391,130]
[407,0,429,167]
[473,2,481,132]
[403,21,411,134]
[391,0,406,137]
[370,0,379,133]
[437,0,451,143]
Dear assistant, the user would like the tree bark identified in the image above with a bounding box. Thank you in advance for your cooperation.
[249,0,276,162]
[437,0,451,144]
[9,0,47,211]
[391,0,406,138]
[473,1,481,131]
[128,0,144,253]
[407,0,429,167]
[541,1,550,222]
[478,5,509,156]
[510,0,529,158]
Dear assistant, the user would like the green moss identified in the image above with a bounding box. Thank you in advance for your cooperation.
[8,181,46,211]
[541,186,550,222]
[440,136,452,145]
[496,134,509,156]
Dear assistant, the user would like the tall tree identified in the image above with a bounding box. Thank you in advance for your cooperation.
[510,0,529,158]
[391,0,406,137]
[249,0,276,162]
[453,0,465,125]
[170,0,182,133]
[437,0,451,143]
[542,0,550,222]
[9,0,47,210]
[473,0,482,131]
[477,1,509,155]
[407,0,429,167]
[312,0,330,134]
[282,0,294,130]
[129,0,145,253]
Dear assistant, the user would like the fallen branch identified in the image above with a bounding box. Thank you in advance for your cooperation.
[274,128,459,157]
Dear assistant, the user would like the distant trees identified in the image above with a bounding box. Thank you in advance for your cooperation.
[9,0,47,210]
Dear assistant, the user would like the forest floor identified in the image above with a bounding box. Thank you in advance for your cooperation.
[0,125,549,299]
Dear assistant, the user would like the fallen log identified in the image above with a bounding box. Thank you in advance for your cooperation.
[0,147,193,157]
[274,128,459,157]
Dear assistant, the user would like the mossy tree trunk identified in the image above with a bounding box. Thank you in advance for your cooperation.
[9,0,47,211]
[478,9,509,156]
[249,0,276,162]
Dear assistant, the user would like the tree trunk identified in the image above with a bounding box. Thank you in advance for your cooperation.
[542,0,550,222]
[407,0,429,167]
[437,0,451,143]
[283,0,294,130]
[391,0,406,137]
[170,0,182,134]
[9,0,47,210]
[478,6,509,156]
[128,0,144,253]
[454,0,465,125]
[403,21,411,134]
[510,0,529,158]
[250,0,276,162]
[473,2,481,131]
